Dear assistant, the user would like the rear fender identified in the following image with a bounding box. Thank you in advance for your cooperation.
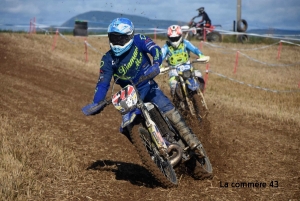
[181,25,190,31]
[207,25,215,32]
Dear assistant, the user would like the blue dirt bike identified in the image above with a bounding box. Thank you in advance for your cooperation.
[160,59,209,123]
[86,75,213,188]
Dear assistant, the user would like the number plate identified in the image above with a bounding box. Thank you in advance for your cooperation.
[112,85,137,113]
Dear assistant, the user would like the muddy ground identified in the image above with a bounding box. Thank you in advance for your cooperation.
[0,34,299,201]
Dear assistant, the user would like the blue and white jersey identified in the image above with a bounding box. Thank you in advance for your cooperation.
[93,34,162,104]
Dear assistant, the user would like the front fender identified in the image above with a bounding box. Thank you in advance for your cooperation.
[120,108,142,129]
[186,77,199,91]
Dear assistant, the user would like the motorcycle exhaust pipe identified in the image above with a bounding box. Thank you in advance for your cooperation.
[167,143,183,167]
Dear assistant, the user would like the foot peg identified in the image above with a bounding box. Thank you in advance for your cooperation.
[193,144,206,159]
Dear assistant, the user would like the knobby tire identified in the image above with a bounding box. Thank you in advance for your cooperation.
[130,123,178,188]
[185,147,213,180]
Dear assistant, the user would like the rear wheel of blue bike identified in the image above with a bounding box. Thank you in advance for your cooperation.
[185,144,213,180]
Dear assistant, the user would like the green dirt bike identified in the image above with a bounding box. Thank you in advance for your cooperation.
[95,76,213,188]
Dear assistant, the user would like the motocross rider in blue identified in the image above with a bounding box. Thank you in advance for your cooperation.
[81,18,202,151]
[161,25,210,96]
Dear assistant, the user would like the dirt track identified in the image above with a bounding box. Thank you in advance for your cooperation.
[0,33,299,201]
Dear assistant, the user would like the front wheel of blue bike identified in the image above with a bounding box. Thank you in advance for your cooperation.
[130,123,178,188]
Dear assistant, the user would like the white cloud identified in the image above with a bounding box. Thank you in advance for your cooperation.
[1,0,40,15]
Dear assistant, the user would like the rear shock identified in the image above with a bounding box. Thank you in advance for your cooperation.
[148,105,176,143]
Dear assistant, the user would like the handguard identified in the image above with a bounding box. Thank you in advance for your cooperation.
[81,100,108,116]
[159,67,170,74]
[137,63,160,84]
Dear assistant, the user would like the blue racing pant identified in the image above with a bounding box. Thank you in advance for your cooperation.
[137,80,174,113]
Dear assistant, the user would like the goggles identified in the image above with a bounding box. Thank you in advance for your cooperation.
[108,32,133,46]
[168,36,181,42]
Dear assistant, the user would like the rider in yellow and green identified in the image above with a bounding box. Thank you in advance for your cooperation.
[161,25,210,96]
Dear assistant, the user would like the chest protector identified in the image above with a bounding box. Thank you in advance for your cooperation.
[167,43,189,66]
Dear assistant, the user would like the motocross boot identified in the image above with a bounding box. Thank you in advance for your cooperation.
[170,89,175,98]
[165,108,200,150]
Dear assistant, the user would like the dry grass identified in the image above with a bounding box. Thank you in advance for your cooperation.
[202,41,300,124]
[0,32,299,200]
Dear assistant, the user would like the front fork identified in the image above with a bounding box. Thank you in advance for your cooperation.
[197,88,209,115]
[179,76,197,116]
[179,76,209,117]
[139,103,169,157]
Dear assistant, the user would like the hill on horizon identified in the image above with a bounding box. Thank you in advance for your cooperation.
[61,10,187,31]
[1,10,300,38]
[61,11,300,37]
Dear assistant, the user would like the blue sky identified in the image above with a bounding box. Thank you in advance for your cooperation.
[1,0,300,30]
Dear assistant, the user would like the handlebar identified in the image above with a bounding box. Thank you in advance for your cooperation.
[160,59,208,74]
[100,71,155,109]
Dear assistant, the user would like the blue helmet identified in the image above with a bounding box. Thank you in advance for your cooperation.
[107,18,134,56]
